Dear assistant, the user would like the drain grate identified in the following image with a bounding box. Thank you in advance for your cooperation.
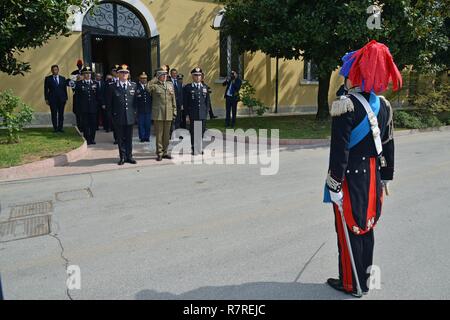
[0,215,51,243]
[9,201,53,219]
[55,188,93,202]
[0,201,53,242]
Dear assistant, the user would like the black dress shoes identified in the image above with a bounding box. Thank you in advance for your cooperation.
[327,278,345,292]
[126,158,137,164]
[118,159,125,166]
[162,154,172,160]
[326,278,364,298]
[113,140,118,145]
[156,156,162,161]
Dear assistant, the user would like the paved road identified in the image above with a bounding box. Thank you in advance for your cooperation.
[0,130,449,300]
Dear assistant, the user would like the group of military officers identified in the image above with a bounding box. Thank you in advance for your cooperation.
[72,64,214,165]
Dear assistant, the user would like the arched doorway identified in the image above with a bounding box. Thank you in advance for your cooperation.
[82,1,160,81]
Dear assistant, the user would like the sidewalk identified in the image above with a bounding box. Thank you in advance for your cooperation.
[0,127,240,182]
[0,129,168,182]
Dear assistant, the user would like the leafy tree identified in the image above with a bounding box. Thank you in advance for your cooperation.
[220,0,449,119]
[0,0,86,75]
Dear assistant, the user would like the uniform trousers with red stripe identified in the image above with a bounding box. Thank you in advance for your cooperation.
[333,205,374,293]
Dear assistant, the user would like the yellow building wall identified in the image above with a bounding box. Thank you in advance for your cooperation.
[0,33,83,113]
[0,0,342,114]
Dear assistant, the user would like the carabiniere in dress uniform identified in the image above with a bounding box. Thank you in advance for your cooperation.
[323,40,401,298]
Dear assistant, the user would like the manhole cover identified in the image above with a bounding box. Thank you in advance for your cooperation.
[9,201,53,219]
[0,215,51,243]
[55,188,93,202]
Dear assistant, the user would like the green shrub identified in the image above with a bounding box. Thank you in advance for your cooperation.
[0,90,34,143]
[394,110,443,129]
[240,81,269,116]
[422,113,443,128]
[394,110,424,129]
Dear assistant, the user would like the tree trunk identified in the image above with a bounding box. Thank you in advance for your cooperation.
[316,72,332,120]
[275,56,279,113]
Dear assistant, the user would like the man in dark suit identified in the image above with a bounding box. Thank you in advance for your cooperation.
[169,68,184,130]
[44,65,68,132]
[106,64,138,165]
[183,67,211,155]
[94,73,107,130]
[135,72,152,142]
[223,70,242,128]
[75,67,99,145]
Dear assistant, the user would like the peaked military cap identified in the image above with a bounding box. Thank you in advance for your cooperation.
[191,67,203,75]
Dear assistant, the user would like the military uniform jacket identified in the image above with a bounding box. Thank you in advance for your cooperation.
[146,81,177,121]
[135,84,152,114]
[326,91,394,235]
[106,81,137,126]
[75,80,99,114]
[183,83,211,121]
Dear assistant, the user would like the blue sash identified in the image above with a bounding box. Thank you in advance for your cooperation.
[323,93,380,203]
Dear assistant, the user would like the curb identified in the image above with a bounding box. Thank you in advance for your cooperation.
[0,127,87,181]
[219,134,330,147]
[393,125,450,137]
[219,125,450,146]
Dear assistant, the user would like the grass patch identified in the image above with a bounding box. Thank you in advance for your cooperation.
[0,127,84,168]
[207,115,331,139]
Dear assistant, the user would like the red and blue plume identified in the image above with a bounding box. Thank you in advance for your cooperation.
[339,40,402,94]
[339,50,358,78]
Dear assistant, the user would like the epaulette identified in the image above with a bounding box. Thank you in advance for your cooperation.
[330,95,354,117]
[379,95,394,144]
[378,95,391,110]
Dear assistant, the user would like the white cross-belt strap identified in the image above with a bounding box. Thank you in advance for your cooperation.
[350,93,383,156]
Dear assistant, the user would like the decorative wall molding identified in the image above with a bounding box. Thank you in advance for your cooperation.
[67,0,159,36]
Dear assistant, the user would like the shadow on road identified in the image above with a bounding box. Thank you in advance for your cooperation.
[135,281,348,300]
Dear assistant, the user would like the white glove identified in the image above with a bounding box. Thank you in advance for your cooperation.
[329,190,343,208]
